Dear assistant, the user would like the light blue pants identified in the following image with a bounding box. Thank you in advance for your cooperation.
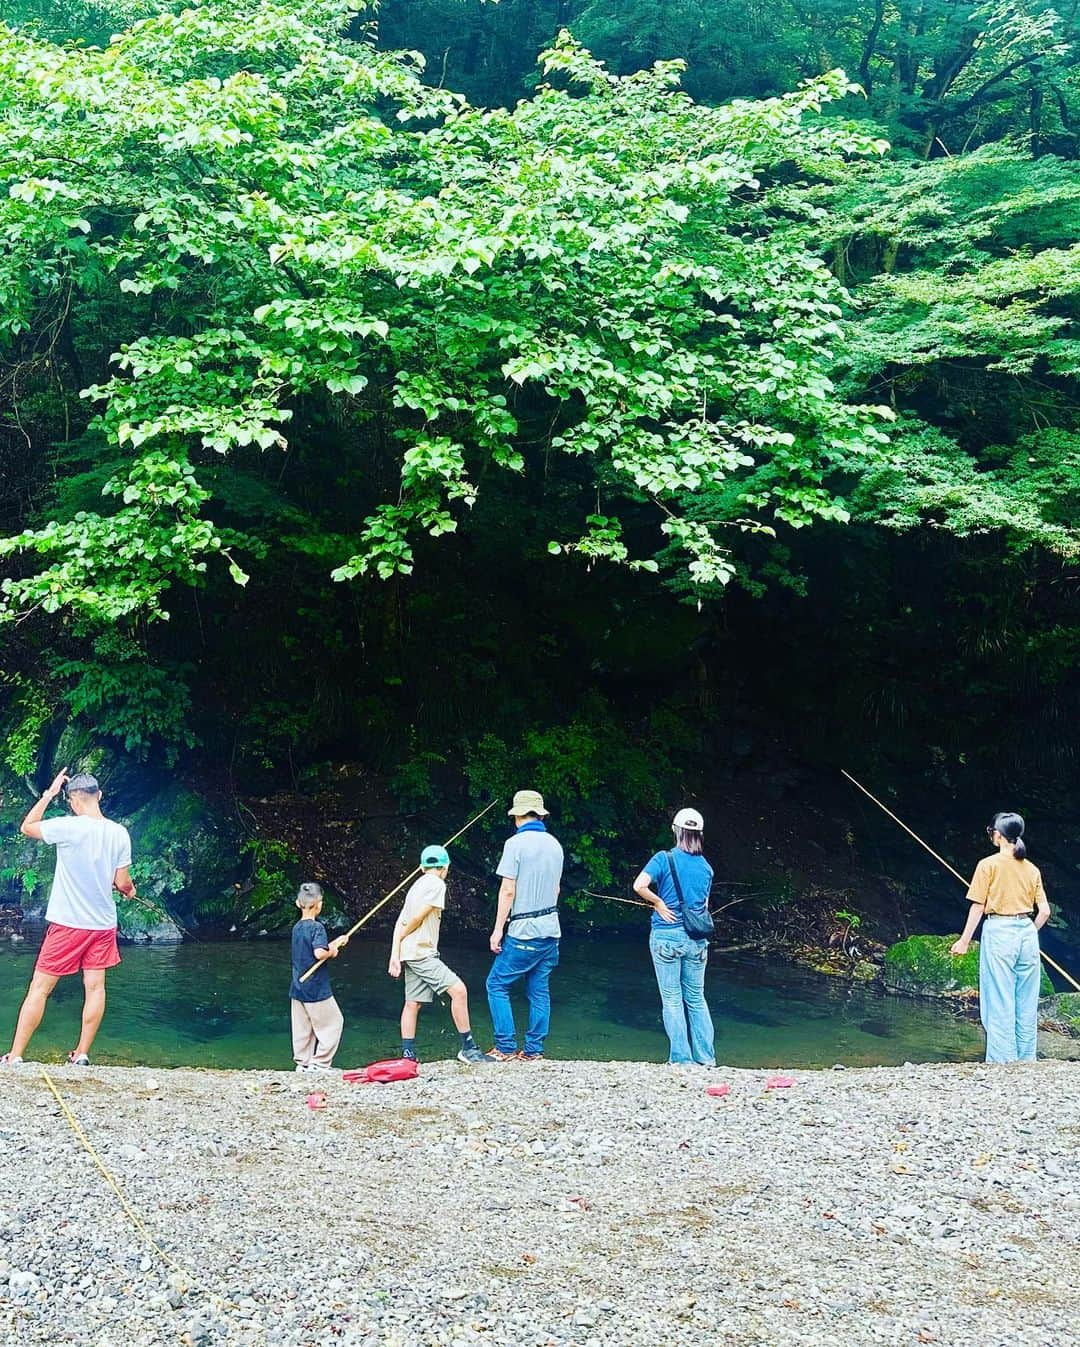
[649,930,716,1066]
[979,916,1041,1063]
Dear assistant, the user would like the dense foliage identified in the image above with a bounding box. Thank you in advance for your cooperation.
[1,0,1079,915]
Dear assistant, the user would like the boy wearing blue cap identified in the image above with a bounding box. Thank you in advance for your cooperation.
[389,846,486,1065]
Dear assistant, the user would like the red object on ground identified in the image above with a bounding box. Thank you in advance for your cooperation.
[705,1084,730,1098]
[305,1091,328,1110]
[342,1058,420,1084]
[35,923,121,976]
[765,1075,796,1090]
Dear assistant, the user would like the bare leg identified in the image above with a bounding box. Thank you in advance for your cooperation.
[447,982,471,1033]
[10,971,60,1058]
[401,1001,421,1039]
[74,968,107,1058]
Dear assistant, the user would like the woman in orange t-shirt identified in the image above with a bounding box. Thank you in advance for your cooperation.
[951,812,1051,1062]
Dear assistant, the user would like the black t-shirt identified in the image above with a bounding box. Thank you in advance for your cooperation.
[290,919,332,1002]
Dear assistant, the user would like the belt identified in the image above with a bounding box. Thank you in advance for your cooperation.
[507,906,558,924]
[986,913,1032,920]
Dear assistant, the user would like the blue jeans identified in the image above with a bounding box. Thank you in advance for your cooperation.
[486,935,560,1055]
[649,929,715,1065]
[980,916,1041,1063]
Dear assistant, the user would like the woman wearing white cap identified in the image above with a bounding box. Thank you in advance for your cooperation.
[633,809,716,1066]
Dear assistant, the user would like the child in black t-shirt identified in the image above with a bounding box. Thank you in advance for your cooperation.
[289,882,347,1072]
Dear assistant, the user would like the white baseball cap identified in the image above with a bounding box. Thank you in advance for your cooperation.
[672,807,704,831]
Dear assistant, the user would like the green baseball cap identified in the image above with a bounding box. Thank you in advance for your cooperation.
[421,845,450,869]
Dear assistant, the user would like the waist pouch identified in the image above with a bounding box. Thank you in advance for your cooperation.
[507,905,558,924]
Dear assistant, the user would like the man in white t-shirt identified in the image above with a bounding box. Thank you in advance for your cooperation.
[1,769,136,1067]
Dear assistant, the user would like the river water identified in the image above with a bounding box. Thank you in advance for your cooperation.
[0,934,984,1070]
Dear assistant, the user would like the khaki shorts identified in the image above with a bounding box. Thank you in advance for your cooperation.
[403,955,463,1003]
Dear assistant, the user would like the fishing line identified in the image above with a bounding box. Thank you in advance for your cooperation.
[842,769,1080,992]
[298,799,499,983]
[40,1066,189,1282]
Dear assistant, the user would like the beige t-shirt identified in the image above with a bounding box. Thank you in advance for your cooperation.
[966,853,1045,916]
[396,871,446,961]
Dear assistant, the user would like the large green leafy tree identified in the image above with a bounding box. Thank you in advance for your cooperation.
[0,2,898,630]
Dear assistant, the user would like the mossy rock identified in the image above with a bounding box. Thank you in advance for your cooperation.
[884,933,1053,1000]
[1,773,240,937]
[1038,992,1080,1038]
[44,726,165,816]
[116,896,183,944]
[125,783,242,925]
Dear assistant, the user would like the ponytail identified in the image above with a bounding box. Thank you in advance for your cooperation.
[991,812,1026,861]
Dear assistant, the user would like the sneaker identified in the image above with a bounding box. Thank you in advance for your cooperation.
[482,1048,519,1063]
[518,1053,544,1063]
[456,1046,490,1065]
[401,1050,418,1062]
[305,1062,335,1072]
[0,1054,24,1066]
[67,1052,90,1066]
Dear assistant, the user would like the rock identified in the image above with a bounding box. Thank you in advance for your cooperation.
[1038,992,1080,1038]
[1037,1029,1080,1061]
[0,769,241,937]
[9,1271,42,1296]
[44,724,165,815]
[884,934,1052,1000]
[123,782,243,931]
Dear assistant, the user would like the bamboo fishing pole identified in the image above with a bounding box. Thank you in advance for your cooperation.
[582,890,752,918]
[297,799,499,983]
[842,769,1080,993]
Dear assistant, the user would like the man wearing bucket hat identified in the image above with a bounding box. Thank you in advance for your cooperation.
[388,845,488,1065]
[484,789,564,1062]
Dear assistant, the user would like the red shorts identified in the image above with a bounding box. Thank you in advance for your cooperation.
[35,924,121,977]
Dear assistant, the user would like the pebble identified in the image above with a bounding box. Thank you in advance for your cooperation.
[0,1061,1076,1347]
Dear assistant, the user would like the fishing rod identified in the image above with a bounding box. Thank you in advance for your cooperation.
[583,891,650,910]
[297,799,499,983]
[842,769,1080,992]
[582,890,753,918]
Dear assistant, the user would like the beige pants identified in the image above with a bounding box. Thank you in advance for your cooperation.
[290,996,344,1068]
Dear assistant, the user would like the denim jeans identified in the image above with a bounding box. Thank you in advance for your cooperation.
[980,916,1041,1063]
[649,929,715,1065]
[486,935,560,1055]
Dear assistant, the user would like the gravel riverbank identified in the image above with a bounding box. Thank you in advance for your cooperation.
[1,1059,1077,1347]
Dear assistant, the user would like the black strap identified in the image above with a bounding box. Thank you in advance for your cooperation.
[664,851,686,909]
[507,905,558,924]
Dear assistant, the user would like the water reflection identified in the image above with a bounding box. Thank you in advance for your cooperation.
[0,933,984,1070]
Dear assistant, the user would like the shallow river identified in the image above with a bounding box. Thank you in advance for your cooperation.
[0,933,985,1070]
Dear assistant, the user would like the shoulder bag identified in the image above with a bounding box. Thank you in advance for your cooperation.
[665,850,714,939]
